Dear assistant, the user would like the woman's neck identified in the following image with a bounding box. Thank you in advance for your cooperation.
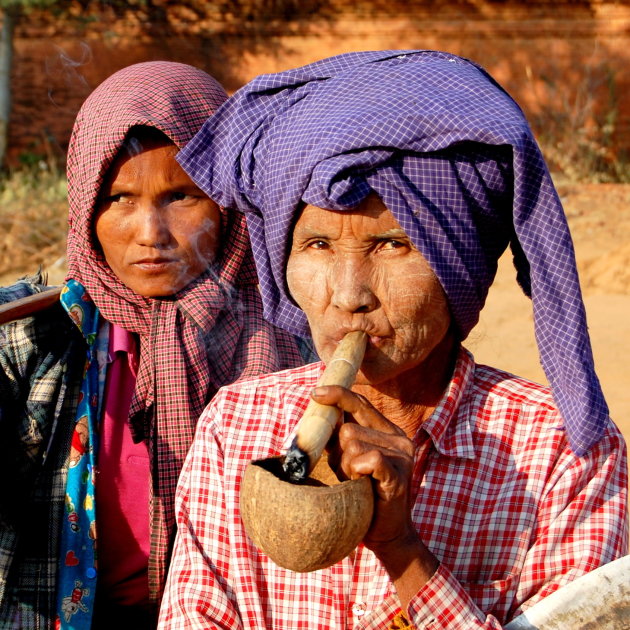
[353,332,458,438]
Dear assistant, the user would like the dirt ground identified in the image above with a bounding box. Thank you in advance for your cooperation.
[468,183,630,451]
[3,183,630,454]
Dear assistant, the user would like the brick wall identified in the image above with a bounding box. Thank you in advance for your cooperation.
[7,0,630,170]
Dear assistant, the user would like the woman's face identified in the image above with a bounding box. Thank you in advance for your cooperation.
[94,133,221,298]
[286,194,451,386]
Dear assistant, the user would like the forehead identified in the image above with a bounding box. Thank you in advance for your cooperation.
[102,135,180,190]
[294,194,406,236]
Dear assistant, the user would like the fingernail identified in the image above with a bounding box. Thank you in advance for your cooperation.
[311,386,328,397]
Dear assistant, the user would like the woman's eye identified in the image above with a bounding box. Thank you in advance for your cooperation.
[170,191,198,204]
[307,239,329,250]
[381,239,405,250]
[103,193,129,205]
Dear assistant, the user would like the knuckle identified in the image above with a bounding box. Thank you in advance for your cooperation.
[338,422,360,442]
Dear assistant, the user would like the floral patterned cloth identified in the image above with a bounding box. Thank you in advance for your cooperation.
[56,280,109,629]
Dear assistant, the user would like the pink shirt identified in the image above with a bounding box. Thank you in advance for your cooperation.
[96,324,150,607]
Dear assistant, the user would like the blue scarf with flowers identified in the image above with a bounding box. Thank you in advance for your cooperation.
[56,280,109,629]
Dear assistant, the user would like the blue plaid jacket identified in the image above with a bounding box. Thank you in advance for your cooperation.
[0,276,85,629]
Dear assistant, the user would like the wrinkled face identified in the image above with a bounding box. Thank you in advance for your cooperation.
[94,133,221,298]
[286,194,451,385]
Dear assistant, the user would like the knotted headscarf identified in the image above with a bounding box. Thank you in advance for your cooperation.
[66,61,302,599]
[179,50,609,456]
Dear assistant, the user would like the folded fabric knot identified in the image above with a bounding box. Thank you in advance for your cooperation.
[180,49,609,455]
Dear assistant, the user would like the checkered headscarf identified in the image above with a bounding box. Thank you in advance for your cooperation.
[179,50,609,456]
[66,61,302,600]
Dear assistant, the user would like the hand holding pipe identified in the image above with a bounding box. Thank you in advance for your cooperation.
[241,329,372,572]
[283,330,368,482]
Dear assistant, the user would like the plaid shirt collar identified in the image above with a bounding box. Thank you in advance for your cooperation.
[419,347,476,461]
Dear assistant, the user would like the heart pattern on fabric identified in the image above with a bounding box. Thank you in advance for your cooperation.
[65,550,80,567]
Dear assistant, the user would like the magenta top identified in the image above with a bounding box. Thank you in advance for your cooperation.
[96,324,150,607]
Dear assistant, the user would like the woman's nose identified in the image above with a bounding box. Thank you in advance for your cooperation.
[135,204,171,248]
[330,257,378,313]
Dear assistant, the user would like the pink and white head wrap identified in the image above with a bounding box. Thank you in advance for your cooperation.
[66,61,302,600]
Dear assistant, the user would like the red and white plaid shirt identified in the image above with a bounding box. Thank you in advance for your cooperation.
[159,348,628,629]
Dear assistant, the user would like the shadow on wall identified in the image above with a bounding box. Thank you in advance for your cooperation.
[7,0,630,182]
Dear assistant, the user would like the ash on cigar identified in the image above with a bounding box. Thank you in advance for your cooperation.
[256,455,329,487]
[282,440,310,482]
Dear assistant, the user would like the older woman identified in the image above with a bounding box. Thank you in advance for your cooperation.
[159,51,628,629]
[0,62,306,629]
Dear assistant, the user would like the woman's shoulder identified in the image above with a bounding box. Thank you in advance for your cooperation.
[472,361,557,412]
[200,362,324,426]
[222,361,324,397]
[196,362,325,454]
[0,276,79,367]
[469,360,626,459]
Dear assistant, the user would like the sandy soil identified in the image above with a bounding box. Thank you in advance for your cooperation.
[468,183,630,449]
[3,183,629,452]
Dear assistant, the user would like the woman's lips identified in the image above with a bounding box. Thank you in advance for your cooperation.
[331,331,388,348]
[132,258,177,272]
[368,334,386,348]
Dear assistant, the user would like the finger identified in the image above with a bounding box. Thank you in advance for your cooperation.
[337,422,414,459]
[335,432,413,477]
[341,447,411,502]
[311,385,406,436]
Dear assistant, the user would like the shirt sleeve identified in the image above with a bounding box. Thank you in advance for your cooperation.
[405,422,629,629]
[158,400,244,630]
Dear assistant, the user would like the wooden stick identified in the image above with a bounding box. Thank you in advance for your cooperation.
[0,286,62,325]
[283,330,367,481]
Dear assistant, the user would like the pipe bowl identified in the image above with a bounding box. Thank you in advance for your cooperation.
[240,455,374,572]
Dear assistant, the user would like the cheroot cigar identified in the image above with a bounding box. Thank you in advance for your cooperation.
[283,330,367,482]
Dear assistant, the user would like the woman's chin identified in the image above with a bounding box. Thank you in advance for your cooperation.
[122,270,197,298]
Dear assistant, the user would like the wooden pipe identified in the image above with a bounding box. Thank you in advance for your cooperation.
[240,454,374,572]
[0,286,62,325]
[241,330,372,572]
[283,330,367,482]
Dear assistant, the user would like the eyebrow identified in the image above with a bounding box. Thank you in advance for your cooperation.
[367,228,409,239]
[294,226,410,240]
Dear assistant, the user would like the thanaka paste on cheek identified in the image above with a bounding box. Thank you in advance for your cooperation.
[95,139,221,298]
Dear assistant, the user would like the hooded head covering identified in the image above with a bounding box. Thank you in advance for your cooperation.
[66,61,302,599]
[178,50,609,456]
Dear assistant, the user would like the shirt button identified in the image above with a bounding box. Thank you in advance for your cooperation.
[86,567,97,579]
[352,602,366,617]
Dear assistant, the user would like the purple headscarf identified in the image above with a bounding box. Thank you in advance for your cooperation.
[178,50,608,455]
